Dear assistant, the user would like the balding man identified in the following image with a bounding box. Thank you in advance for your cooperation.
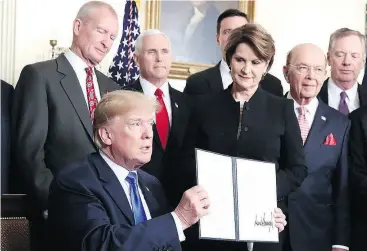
[283,44,350,251]
[11,1,120,250]
[48,90,210,251]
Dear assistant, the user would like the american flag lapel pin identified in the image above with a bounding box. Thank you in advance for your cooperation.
[146,186,150,192]
[175,102,178,108]
[321,116,326,121]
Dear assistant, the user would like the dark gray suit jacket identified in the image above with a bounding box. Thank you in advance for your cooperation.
[11,54,119,212]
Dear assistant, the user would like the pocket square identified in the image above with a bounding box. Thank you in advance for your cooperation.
[323,133,336,146]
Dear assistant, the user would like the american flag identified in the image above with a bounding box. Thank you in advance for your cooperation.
[108,0,140,87]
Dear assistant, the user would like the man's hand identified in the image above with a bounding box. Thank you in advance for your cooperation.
[174,185,210,230]
[274,208,287,232]
[332,248,347,251]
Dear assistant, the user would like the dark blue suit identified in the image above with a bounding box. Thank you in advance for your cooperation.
[47,152,181,251]
[1,80,13,194]
[286,101,350,251]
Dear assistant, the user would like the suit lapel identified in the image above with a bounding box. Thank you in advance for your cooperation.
[96,70,115,97]
[56,54,93,139]
[318,79,329,105]
[304,102,329,154]
[92,153,134,225]
[167,86,180,148]
[357,84,367,107]
[137,171,160,218]
[210,62,224,92]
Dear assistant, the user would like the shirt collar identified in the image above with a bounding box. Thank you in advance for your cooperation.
[220,59,230,74]
[139,76,170,98]
[328,77,358,101]
[287,91,319,115]
[99,150,137,184]
[64,49,91,72]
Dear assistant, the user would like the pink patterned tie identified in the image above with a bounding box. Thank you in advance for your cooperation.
[297,106,310,145]
[85,67,98,120]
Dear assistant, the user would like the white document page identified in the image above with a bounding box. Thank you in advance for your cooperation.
[196,149,236,240]
[236,159,278,242]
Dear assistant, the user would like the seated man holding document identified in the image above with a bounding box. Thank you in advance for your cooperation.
[179,24,307,251]
[47,90,211,251]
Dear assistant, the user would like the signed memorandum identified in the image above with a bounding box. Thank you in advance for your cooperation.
[196,148,278,243]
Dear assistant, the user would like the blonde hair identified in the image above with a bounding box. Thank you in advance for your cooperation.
[93,90,159,148]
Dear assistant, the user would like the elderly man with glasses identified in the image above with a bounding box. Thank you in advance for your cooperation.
[282,43,350,251]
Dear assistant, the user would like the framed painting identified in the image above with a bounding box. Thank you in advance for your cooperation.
[145,0,255,79]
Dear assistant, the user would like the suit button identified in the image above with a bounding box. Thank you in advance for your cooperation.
[243,126,248,132]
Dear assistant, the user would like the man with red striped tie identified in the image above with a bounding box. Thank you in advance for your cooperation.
[282,43,350,251]
[124,29,192,208]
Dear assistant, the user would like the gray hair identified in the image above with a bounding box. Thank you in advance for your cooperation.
[134,29,171,56]
[76,1,117,21]
[328,28,366,56]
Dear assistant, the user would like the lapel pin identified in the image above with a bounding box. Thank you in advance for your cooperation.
[146,186,150,192]
[175,102,178,108]
[321,116,326,121]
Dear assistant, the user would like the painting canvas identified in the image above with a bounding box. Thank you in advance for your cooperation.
[145,0,255,79]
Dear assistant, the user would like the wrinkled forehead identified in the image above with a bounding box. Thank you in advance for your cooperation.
[331,35,364,53]
[291,46,326,67]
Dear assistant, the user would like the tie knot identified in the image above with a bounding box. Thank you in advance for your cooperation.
[297,106,307,116]
[126,172,138,185]
[340,91,348,100]
[154,88,163,98]
[85,67,93,76]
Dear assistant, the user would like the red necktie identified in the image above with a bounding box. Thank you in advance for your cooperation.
[154,88,169,148]
[297,106,310,145]
[85,67,98,120]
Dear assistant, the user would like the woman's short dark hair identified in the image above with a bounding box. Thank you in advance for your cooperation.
[225,24,275,72]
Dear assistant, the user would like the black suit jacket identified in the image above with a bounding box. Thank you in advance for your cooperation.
[318,78,367,109]
[11,54,119,212]
[184,62,284,97]
[1,80,13,194]
[48,152,180,251]
[286,101,350,251]
[124,80,191,207]
[180,86,306,251]
[348,106,367,251]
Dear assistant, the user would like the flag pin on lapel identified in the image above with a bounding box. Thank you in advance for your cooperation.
[175,102,178,108]
[321,116,326,121]
[146,187,150,192]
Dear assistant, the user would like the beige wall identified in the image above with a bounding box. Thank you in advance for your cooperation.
[1,0,366,92]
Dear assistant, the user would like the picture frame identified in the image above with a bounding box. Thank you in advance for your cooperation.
[145,0,255,80]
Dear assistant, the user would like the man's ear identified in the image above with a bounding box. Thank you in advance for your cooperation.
[283,65,289,83]
[73,19,83,35]
[99,127,112,146]
[133,53,140,68]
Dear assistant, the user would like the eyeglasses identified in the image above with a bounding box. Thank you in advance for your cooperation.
[288,64,326,75]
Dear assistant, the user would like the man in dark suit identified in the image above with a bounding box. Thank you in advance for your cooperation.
[348,106,367,251]
[11,2,120,250]
[124,29,192,207]
[1,80,13,194]
[184,9,283,96]
[283,43,350,251]
[318,28,367,114]
[47,90,210,251]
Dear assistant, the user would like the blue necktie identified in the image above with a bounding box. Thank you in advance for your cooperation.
[126,172,147,224]
[339,91,349,115]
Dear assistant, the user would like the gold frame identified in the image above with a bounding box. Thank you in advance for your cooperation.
[145,1,255,80]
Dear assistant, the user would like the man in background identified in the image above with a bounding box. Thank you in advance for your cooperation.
[184,9,283,97]
[124,29,192,207]
[283,43,350,251]
[11,1,120,250]
[318,28,367,114]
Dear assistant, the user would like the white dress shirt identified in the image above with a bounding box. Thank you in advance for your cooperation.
[99,150,185,241]
[287,93,349,251]
[287,93,319,125]
[64,49,102,105]
[140,77,172,126]
[327,78,359,113]
[183,6,206,45]
[219,59,232,90]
